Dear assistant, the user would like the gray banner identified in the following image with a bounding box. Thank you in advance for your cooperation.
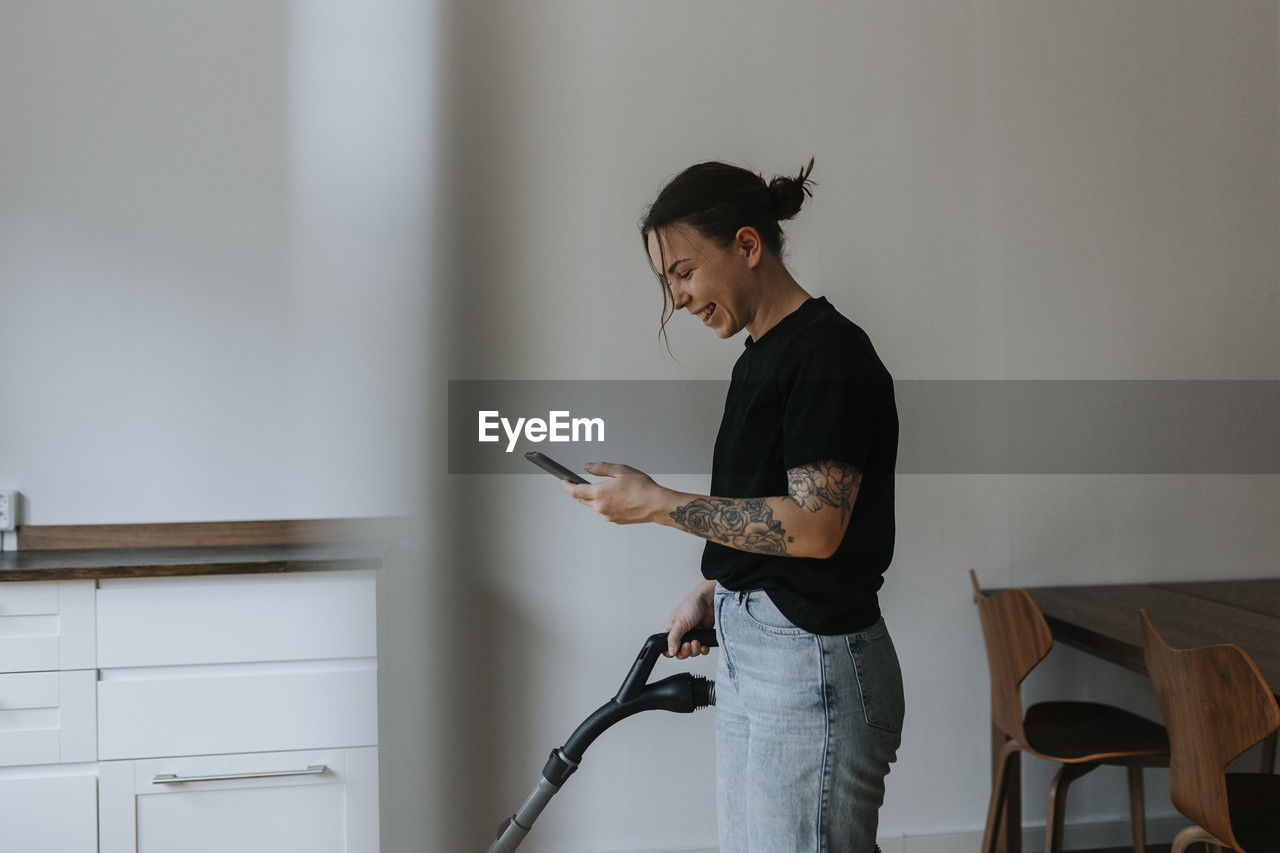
[448,380,1280,475]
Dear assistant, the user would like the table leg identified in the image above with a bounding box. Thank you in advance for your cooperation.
[992,724,1021,853]
[1262,732,1276,774]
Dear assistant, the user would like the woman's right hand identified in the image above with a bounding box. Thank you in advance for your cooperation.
[663,581,716,659]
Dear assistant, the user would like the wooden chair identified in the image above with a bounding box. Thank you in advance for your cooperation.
[1140,610,1280,852]
[970,571,1169,853]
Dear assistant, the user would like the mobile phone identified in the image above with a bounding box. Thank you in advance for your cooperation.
[524,451,589,485]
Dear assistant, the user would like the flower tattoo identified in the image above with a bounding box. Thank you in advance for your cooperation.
[787,460,861,525]
[669,497,788,555]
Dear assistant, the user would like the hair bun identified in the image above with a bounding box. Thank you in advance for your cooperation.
[767,157,815,221]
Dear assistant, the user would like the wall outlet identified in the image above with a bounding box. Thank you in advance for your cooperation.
[0,490,20,532]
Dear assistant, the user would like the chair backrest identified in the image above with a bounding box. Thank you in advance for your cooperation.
[969,570,1054,741]
[1140,610,1280,850]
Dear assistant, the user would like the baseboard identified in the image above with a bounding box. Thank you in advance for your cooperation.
[881,811,1186,853]
[601,812,1187,853]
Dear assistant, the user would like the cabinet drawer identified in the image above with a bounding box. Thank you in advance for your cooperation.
[97,570,375,667]
[0,581,95,672]
[98,660,377,760]
[99,747,378,853]
[0,670,96,766]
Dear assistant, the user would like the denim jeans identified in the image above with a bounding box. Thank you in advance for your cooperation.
[713,585,904,853]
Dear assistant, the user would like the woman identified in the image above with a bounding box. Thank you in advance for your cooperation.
[562,159,903,852]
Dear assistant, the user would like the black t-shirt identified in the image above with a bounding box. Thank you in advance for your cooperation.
[701,296,898,635]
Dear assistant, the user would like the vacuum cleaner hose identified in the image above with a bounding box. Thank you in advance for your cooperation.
[560,672,713,769]
[489,630,718,853]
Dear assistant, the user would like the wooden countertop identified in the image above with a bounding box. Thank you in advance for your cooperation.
[0,541,387,582]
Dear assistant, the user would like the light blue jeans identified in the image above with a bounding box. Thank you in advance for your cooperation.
[713,585,904,853]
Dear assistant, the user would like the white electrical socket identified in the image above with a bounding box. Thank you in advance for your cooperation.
[0,490,19,532]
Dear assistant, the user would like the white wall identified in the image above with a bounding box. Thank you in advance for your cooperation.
[0,0,432,524]
[0,2,452,850]
[434,1,1280,850]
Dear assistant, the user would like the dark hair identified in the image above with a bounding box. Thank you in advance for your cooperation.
[639,158,815,352]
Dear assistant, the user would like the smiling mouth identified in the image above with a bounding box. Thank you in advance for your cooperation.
[697,304,715,322]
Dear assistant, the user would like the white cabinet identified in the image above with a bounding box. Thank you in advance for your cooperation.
[0,767,98,852]
[99,747,378,853]
[97,660,377,760]
[94,570,379,853]
[0,580,98,853]
[0,669,96,766]
[95,570,376,667]
[0,569,378,852]
[0,579,95,672]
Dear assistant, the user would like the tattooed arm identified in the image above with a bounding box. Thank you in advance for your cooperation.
[562,459,861,558]
[658,460,861,558]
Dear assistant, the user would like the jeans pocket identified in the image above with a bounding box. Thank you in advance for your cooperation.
[742,592,806,636]
[846,625,905,734]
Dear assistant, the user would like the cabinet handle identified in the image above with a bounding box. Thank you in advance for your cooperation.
[152,764,328,784]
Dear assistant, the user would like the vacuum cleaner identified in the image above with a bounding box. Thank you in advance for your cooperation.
[488,627,885,853]
[489,627,718,852]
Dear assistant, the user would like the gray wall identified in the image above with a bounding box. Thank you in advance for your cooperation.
[435,1,1280,850]
[2,1,1278,851]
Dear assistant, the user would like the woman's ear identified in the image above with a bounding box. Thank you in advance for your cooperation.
[734,226,763,268]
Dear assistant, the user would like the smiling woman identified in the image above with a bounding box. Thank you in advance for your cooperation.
[560,159,903,853]
[642,159,814,349]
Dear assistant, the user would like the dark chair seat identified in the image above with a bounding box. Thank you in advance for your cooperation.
[1225,772,1280,852]
[1024,701,1170,762]
[972,572,1169,853]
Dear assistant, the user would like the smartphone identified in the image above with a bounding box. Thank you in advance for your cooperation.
[524,451,589,485]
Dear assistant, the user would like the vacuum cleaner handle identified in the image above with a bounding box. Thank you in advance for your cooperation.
[664,627,717,650]
[615,628,717,703]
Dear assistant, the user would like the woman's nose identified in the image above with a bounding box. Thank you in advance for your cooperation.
[671,283,690,309]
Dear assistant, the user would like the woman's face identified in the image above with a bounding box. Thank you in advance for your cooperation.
[646,223,760,340]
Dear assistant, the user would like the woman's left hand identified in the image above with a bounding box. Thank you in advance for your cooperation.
[562,462,668,525]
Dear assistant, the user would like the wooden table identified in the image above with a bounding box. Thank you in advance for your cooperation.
[990,578,1280,852]
[1030,578,1280,695]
